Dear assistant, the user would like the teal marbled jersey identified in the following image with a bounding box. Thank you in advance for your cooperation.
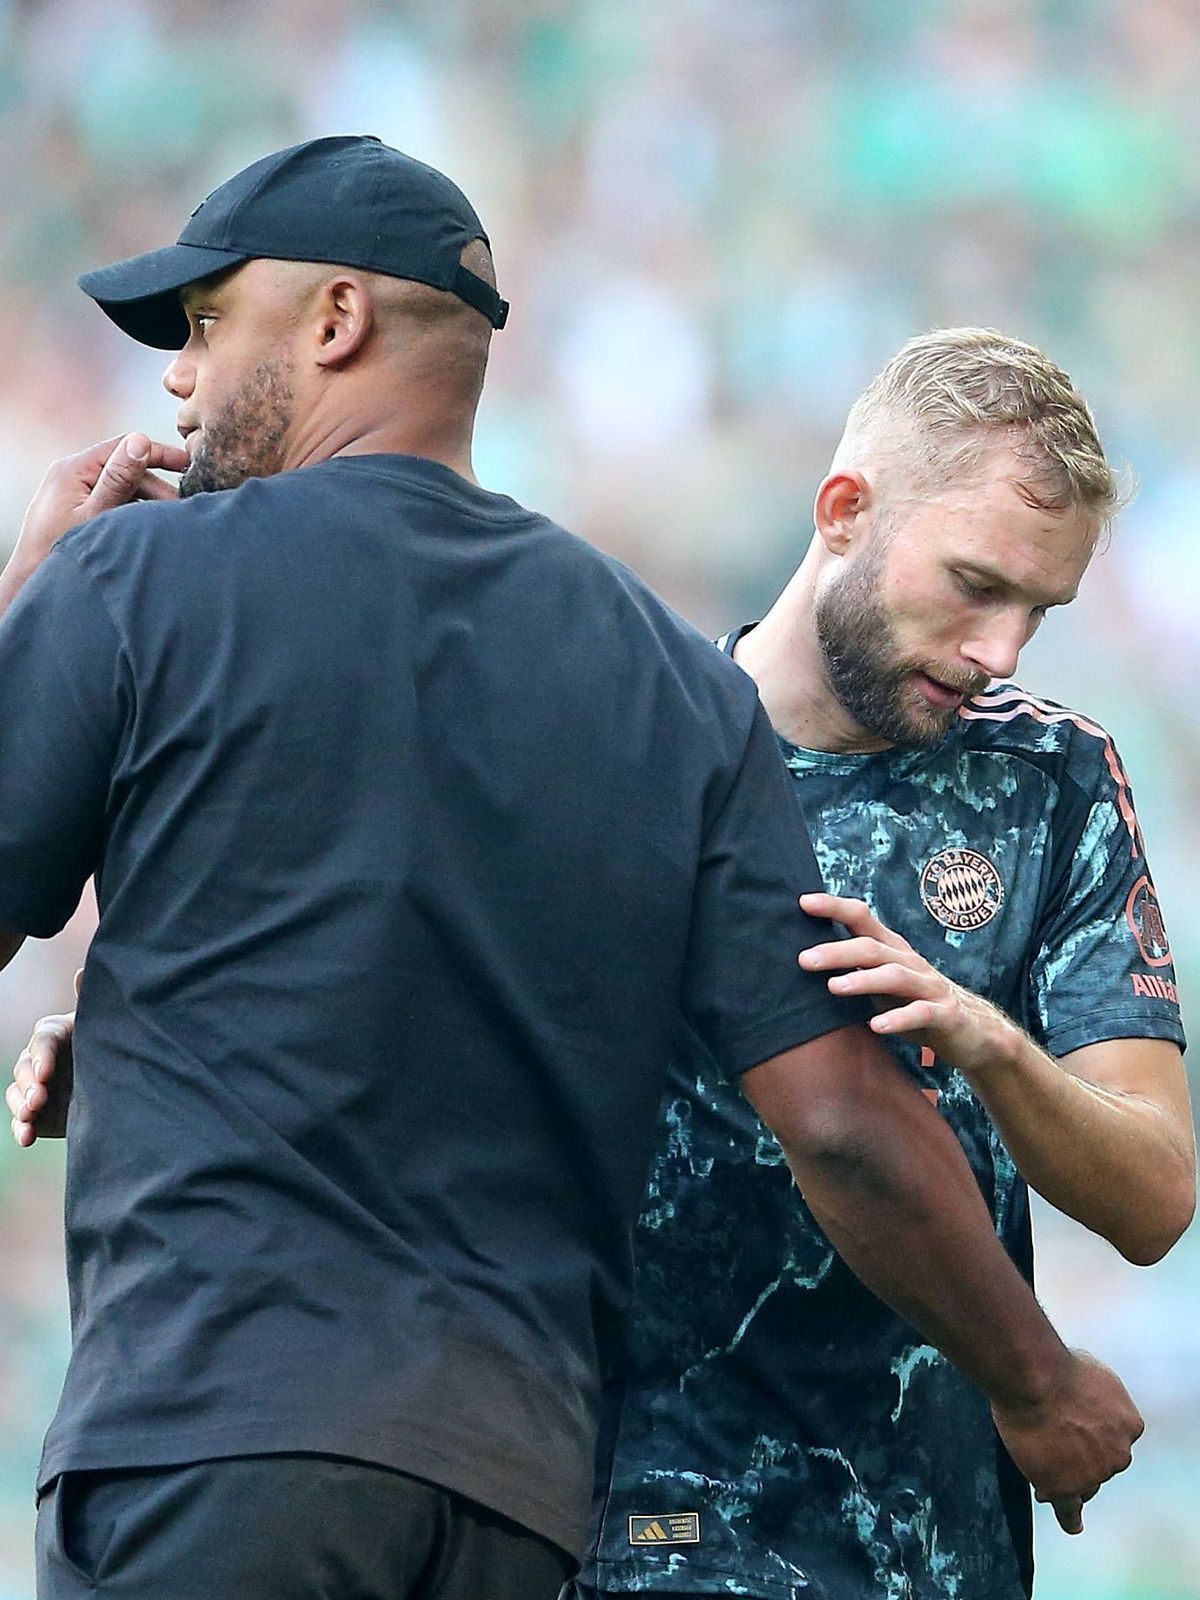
[584,636,1185,1600]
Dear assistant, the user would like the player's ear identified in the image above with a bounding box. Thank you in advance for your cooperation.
[312,275,374,369]
[814,471,872,556]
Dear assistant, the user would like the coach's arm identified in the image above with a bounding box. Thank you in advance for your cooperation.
[741,1023,1144,1534]
[0,432,186,1129]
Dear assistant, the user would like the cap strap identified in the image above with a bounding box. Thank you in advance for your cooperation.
[453,265,509,330]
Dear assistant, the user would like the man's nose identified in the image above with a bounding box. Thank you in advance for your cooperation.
[960,616,1027,683]
[162,351,195,400]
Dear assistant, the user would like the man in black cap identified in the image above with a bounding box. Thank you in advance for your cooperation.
[0,138,1143,1599]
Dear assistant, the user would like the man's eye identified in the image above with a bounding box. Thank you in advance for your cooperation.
[194,314,216,334]
[953,571,991,601]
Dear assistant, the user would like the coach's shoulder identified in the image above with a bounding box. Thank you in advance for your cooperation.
[597,546,756,685]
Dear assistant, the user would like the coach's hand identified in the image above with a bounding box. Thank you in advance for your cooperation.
[0,433,189,616]
[991,1347,1143,1534]
[798,893,1011,1079]
[6,988,77,1146]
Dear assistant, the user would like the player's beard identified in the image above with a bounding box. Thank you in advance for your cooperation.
[815,528,987,750]
[179,359,295,498]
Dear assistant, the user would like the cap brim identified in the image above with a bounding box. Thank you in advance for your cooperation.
[78,242,251,349]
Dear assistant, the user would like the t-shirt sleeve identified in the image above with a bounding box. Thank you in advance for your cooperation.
[0,542,129,938]
[1027,738,1186,1058]
[680,697,872,1078]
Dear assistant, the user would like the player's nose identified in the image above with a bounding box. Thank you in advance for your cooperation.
[961,619,1024,682]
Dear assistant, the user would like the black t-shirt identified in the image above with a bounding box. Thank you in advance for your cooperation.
[0,455,863,1557]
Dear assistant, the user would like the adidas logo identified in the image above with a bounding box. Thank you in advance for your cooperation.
[633,1520,669,1543]
[628,1513,701,1546]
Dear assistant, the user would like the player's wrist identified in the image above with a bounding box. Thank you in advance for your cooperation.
[954,996,1026,1086]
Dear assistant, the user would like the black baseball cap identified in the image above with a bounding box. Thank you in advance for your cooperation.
[78,134,509,350]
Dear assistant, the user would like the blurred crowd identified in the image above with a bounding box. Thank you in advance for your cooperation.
[1,0,1197,1595]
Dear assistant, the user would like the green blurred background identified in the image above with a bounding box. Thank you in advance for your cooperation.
[0,1,1197,1595]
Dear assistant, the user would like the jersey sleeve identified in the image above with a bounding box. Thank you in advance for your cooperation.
[1027,733,1186,1057]
[680,697,872,1078]
[0,541,130,938]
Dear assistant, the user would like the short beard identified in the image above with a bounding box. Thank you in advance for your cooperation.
[179,359,295,498]
[814,533,986,750]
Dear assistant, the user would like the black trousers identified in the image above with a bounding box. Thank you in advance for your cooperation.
[36,1454,574,1599]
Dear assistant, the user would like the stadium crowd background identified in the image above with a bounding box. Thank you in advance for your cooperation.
[0,0,1197,1594]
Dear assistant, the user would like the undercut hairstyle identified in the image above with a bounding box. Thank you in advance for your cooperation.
[362,238,496,409]
[844,328,1124,527]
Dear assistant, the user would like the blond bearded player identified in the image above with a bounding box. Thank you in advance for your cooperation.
[572,332,1194,1600]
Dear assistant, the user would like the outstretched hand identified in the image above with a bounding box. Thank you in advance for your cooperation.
[799,892,1014,1080]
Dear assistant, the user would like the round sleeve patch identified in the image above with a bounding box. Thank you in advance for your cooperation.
[1125,875,1173,967]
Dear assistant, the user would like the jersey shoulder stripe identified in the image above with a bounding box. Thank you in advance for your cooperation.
[958,680,1144,859]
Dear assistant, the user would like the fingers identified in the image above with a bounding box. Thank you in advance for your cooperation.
[800,893,912,950]
[6,1056,43,1114]
[1050,1495,1084,1535]
[81,434,189,517]
[29,1016,72,1072]
[9,1017,70,1097]
[800,935,922,973]
[80,434,152,513]
[132,472,181,502]
[82,435,158,516]
[827,965,942,1012]
[55,436,125,481]
[7,1014,73,1147]
[6,1051,46,1145]
[870,1000,938,1035]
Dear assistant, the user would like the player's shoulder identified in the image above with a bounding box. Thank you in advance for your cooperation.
[956,679,1126,789]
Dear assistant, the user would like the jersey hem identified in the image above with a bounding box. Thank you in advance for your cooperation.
[589,1552,815,1599]
[1043,1011,1186,1058]
[588,1553,1026,1599]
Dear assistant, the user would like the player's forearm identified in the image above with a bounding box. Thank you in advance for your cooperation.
[963,1030,1195,1265]
[742,1029,1072,1411]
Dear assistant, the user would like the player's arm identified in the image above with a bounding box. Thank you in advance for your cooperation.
[741,1024,1143,1532]
[0,432,185,618]
[800,896,1196,1266]
[950,1029,1190,1268]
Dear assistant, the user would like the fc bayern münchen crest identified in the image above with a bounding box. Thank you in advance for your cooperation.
[919,847,1005,931]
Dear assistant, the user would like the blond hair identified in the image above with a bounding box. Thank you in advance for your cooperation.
[843,328,1124,526]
